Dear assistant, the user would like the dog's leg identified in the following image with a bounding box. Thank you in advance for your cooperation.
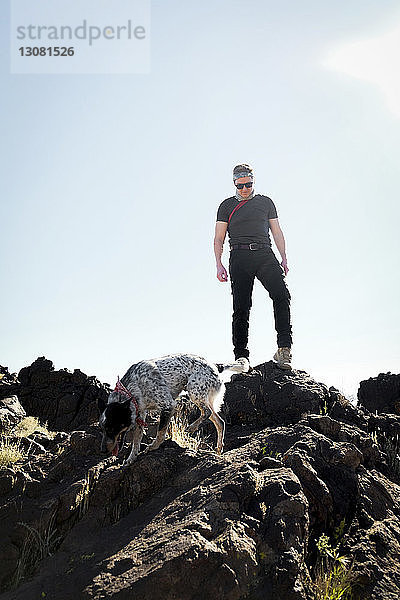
[187,374,226,454]
[208,409,225,455]
[207,385,226,454]
[187,405,211,433]
[123,422,145,466]
[146,405,176,452]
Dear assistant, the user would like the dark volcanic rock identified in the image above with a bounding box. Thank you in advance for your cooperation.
[0,366,19,391]
[342,468,400,598]
[223,361,331,429]
[0,395,25,433]
[369,413,400,439]
[16,356,110,431]
[0,366,25,433]
[1,360,400,600]
[328,390,369,430]
[358,372,400,415]
[1,439,310,600]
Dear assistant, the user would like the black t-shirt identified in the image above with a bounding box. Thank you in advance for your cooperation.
[216,194,278,246]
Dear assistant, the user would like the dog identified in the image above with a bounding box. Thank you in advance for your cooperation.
[99,354,249,466]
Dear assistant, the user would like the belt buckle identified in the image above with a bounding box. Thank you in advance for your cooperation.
[249,242,258,251]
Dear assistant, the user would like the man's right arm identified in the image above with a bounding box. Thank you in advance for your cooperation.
[214,221,228,282]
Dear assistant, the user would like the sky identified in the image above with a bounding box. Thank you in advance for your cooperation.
[1,0,400,401]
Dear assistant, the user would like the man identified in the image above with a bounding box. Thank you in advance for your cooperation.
[214,163,292,370]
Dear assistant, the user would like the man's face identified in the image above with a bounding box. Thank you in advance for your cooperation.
[234,176,254,199]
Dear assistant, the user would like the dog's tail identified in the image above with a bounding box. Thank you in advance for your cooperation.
[215,358,250,375]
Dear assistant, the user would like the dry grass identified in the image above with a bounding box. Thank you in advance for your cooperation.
[167,405,208,452]
[0,417,54,469]
[13,416,55,439]
[0,437,25,467]
[314,562,355,599]
[13,514,61,588]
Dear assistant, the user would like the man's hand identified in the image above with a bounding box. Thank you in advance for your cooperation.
[269,219,289,276]
[214,222,228,282]
[281,259,289,276]
[217,264,228,282]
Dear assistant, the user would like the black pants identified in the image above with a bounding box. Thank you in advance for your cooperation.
[229,248,292,360]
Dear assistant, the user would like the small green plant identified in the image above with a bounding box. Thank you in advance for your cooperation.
[261,444,282,460]
[0,436,25,467]
[313,532,355,599]
[80,553,95,561]
[333,518,346,544]
[319,400,328,415]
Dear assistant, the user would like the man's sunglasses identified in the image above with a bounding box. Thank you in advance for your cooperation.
[235,182,253,189]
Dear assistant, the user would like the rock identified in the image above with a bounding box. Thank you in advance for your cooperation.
[16,357,110,432]
[0,468,16,496]
[1,360,400,600]
[306,415,380,469]
[223,362,330,429]
[17,436,47,456]
[69,431,102,456]
[0,366,26,433]
[1,442,310,600]
[341,469,400,598]
[246,423,362,538]
[358,372,400,415]
[0,365,19,391]
[369,413,400,439]
[328,390,369,430]
[0,395,26,433]
[367,413,400,482]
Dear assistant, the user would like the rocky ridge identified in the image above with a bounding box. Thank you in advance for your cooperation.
[0,358,400,599]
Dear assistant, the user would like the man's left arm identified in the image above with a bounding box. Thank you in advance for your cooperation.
[269,218,289,275]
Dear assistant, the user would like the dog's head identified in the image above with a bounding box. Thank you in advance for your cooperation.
[99,398,133,456]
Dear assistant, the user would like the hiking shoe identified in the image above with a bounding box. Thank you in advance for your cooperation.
[273,347,292,370]
[234,357,250,373]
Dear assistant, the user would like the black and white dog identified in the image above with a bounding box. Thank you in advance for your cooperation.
[99,354,249,466]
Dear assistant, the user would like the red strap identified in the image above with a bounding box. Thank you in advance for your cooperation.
[227,198,249,225]
[114,378,131,398]
[114,378,148,428]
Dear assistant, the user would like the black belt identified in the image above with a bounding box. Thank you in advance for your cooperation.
[230,243,269,251]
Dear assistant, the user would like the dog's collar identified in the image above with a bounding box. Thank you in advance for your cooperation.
[114,378,147,428]
[114,378,132,399]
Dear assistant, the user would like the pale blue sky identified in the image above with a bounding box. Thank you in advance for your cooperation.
[1,1,400,400]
